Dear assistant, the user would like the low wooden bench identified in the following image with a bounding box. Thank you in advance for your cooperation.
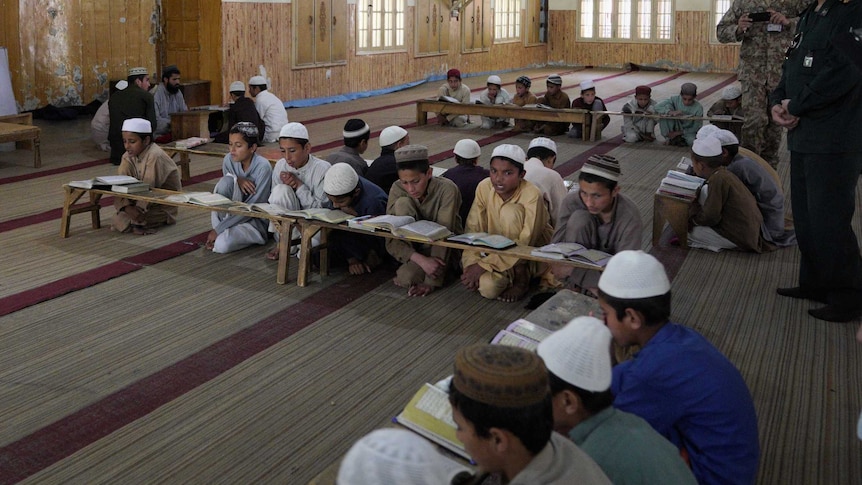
[416,100,592,141]
[160,141,282,182]
[588,111,745,141]
[60,185,301,285]
[0,112,41,168]
[653,192,693,248]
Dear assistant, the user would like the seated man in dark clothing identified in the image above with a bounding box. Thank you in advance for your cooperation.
[214,81,266,144]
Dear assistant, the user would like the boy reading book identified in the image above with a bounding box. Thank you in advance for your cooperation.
[533,74,571,136]
[524,137,567,223]
[385,145,463,297]
[322,162,388,275]
[597,250,760,484]
[448,344,611,484]
[478,75,513,129]
[569,80,610,140]
[511,75,538,133]
[205,122,273,253]
[112,118,182,235]
[460,144,553,302]
[550,155,642,295]
[707,85,744,139]
[436,68,471,128]
[621,85,657,143]
[656,83,703,147]
[266,122,331,260]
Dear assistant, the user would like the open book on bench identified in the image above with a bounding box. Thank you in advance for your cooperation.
[354,215,452,242]
[278,208,353,223]
[68,175,140,189]
[164,192,234,206]
[531,242,612,268]
[395,383,469,460]
[448,232,516,249]
[490,319,554,351]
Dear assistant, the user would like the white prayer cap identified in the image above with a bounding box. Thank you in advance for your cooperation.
[696,124,721,140]
[714,129,739,146]
[537,316,613,392]
[692,136,723,157]
[722,85,742,100]
[115,80,128,90]
[379,126,408,147]
[228,81,245,92]
[454,139,481,159]
[337,429,469,485]
[249,75,267,87]
[127,66,148,76]
[491,144,526,167]
[324,163,360,196]
[598,250,671,299]
[580,80,596,91]
[279,122,309,140]
[121,118,152,133]
[528,137,557,154]
[486,75,502,86]
[343,119,370,138]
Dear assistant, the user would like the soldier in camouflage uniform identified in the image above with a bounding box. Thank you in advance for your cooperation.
[717,0,808,168]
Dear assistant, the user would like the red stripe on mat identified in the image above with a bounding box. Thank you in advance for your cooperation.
[0,233,208,318]
[0,268,392,484]
[0,158,110,185]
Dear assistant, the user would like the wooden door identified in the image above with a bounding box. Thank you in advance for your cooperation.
[159,0,221,104]
[295,1,316,66]
[330,0,347,63]
[417,0,449,56]
[462,0,490,52]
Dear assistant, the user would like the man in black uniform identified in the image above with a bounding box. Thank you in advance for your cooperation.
[770,0,862,321]
[108,67,156,165]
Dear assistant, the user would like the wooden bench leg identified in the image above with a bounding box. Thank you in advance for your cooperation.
[652,196,664,247]
[60,187,101,238]
[416,105,428,126]
[318,228,329,278]
[589,113,599,141]
[297,223,321,287]
[33,134,41,168]
[274,220,292,285]
[179,153,191,182]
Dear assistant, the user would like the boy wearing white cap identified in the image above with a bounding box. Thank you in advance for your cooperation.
[323,163,388,275]
[326,119,371,176]
[386,145,462,297]
[478,75,513,129]
[206,122,272,253]
[551,155,642,293]
[534,74,572,136]
[707,84,744,139]
[536,316,697,485]
[461,144,553,302]
[656,83,703,147]
[443,138,489,223]
[366,125,410,192]
[265,122,331,259]
[570,80,610,139]
[108,66,156,165]
[248,75,288,143]
[524,137,567,223]
[597,250,760,485]
[112,118,182,234]
[688,136,772,252]
[214,81,265,144]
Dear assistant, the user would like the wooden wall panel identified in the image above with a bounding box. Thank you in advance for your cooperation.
[547,10,740,72]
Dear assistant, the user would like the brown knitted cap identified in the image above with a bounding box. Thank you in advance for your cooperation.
[395,145,429,164]
[452,344,549,408]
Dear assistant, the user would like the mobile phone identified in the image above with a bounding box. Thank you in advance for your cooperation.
[749,11,771,22]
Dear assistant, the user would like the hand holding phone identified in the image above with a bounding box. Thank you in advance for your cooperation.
[749,11,771,22]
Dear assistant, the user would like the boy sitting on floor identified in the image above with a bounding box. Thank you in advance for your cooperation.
[512,75,538,133]
[449,344,611,484]
[550,155,642,294]
[266,122,331,260]
[443,138,489,224]
[385,145,463,297]
[598,250,760,484]
[326,119,371,176]
[536,316,697,485]
[478,75,513,129]
[534,74,571,136]
[656,82,703,147]
[366,125,409,193]
[570,80,610,139]
[524,137,567,224]
[460,144,553,302]
[688,136,774,253]
[707,85,744,140]
[621,85,657,143]
[322,163,388,275]
[112,118,182,235]
[437,68,471,128]
[206,122,272,253]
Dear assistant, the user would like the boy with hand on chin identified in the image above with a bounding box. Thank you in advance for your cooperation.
[461,145,552,302]
[206,122,272,253]
[385,145,463,297]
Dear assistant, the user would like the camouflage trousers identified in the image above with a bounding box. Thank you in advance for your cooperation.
[741,81,783,168]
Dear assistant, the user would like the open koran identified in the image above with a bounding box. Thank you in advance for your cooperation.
[395,383,469,460]
[531,242,612,268]
[163,192,233,206]
[356,215,452,242]
[447,232,516,249]
[68,175,140,189]
[280,208,354,223]
[490,319,554,351]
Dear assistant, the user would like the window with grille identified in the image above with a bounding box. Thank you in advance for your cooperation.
[712,0,734,42]
[494,0,522,42]
[357,0,406,53]
[579,0,673,42]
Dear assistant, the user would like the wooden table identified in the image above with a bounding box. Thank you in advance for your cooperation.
[179,79,211,107]
[170,110,214,140]
[416,100,592,141]
[588,111,745,142]
[160,141,282,181]
[60,186,300,285]
[653,192,693,248]
[0,120,41,168]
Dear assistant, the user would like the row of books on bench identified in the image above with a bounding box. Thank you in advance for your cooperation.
[68,175,151,193]
[657,159,705,201]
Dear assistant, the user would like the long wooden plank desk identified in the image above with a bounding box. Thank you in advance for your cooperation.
[160,142,282,181]
[60,186,300,285]
[588,110,745,141]
[416,100,592,141]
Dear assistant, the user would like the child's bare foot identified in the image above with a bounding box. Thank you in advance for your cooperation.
[393,277,409,289]
[497,283,529,302]
[131,225,156,235]
[408,283,435,297]
[265,245,280,261]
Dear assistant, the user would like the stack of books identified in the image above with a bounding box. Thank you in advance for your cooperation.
[657,170,705,201]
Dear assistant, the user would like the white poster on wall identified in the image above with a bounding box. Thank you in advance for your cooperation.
[0,47,16,116]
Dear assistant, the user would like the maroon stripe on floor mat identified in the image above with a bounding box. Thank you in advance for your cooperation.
[0,268,392,484]
[0,233,208,318]
[0,158,111,185]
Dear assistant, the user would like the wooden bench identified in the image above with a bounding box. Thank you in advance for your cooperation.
[60,186,301,285]
[0,112,41,168]
[416,100,592,141]
[588,110,745,142]
[652,192,693,248]
[160,141,282,182]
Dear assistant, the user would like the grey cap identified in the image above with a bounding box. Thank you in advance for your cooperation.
[680,82,697,96]
[395,145,429,163]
